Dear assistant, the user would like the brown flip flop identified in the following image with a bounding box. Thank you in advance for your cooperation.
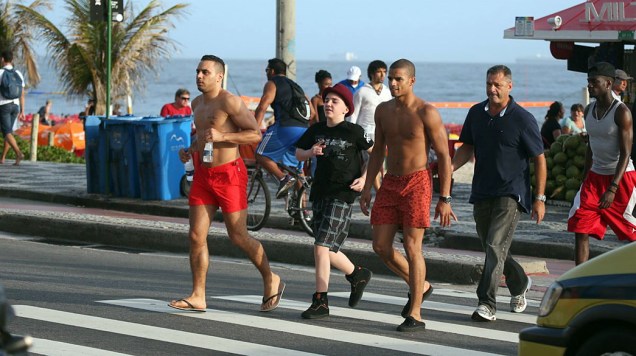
[167,298,206,312]
[260,281,286,312]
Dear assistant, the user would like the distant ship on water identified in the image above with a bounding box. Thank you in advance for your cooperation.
[328,52,358,61]
[515,53,556,63]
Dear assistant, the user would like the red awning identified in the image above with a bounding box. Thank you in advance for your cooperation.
[503,0,636,42]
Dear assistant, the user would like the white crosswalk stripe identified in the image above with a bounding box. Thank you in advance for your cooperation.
[99,299,499,356]
[424,288,541,308]
[328,292,538,324]
[30,338,133,356]
[15,305,319,356]
[12,289,534,356]
[213,295,520,343]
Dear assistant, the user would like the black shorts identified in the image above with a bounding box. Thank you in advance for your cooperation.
[312,198,353,252]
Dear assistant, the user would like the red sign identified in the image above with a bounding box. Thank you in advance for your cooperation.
[550,41,575,59]
[504,0,636,42]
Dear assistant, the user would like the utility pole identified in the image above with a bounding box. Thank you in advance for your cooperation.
[276,0,296,80]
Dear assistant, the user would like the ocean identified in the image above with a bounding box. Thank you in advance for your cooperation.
[26,58,588,124]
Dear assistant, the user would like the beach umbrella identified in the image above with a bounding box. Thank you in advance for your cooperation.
[49,121,85,151]
[14,123,54,144]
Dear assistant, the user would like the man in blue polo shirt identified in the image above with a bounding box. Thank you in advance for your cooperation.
[452,65,547,322]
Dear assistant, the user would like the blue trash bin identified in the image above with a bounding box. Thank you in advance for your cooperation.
[84,116,107,194]
[105,116,143,198]
[133,116,192,200]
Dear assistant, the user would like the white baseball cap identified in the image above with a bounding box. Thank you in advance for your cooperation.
[346,66,362,80]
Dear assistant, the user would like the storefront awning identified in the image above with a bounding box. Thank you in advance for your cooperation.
[503,0,636,43]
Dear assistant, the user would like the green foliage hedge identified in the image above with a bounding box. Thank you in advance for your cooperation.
[0,136,85,164]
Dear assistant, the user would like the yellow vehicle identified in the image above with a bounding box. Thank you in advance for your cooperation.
[518,243,636,356]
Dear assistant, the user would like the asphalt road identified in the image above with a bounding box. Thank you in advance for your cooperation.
[0,230,538,356]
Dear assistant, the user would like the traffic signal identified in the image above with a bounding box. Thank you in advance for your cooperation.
[89,0,124,22]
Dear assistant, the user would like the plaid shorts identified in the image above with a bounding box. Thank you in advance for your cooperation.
[312,198,353,252]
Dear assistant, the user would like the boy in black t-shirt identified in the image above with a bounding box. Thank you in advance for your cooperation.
[295,83,374,319]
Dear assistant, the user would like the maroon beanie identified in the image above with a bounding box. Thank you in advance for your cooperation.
[322,83,354,117]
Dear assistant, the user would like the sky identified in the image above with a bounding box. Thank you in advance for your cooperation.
[39,0,583,63]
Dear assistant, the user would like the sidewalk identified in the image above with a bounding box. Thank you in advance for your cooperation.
[0,160,628,289]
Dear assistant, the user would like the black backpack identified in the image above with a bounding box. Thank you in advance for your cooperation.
[285,78,310,121]
[0,68,22,100]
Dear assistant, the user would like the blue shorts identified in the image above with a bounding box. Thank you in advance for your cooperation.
[0,103,18,136]
[256,123,307,168]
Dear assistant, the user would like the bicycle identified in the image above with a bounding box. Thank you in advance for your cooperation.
[245,161,313,236]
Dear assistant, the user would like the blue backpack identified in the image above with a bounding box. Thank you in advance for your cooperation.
[0,68,23,100]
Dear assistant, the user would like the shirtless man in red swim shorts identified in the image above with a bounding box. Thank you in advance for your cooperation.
[169,55,285,313]
[360,59,456,332]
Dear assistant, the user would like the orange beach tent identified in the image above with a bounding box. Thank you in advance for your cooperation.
[15,121,85,151]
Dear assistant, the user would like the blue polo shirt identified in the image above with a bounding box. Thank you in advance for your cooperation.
[459,97,544,213]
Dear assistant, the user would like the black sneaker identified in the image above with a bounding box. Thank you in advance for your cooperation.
[276,175,296,199]
[301,292,329,319]
[345,266,372,308]
[397,316,426,332]
[1,331,33,354]
[401,285,434,318]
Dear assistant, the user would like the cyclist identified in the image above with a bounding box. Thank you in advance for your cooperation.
[254,58,313,199]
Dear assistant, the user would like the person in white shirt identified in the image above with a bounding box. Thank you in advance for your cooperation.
[0,50,25,166]
[349,60,392,191]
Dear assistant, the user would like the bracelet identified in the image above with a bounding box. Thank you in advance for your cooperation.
[610,182,619,188]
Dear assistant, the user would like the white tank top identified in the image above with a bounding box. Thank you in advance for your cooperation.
[586,100,634,174]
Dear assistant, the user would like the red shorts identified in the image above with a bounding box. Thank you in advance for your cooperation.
[568,170,636,241]
[189,157,248,213]
[371,169,432,228]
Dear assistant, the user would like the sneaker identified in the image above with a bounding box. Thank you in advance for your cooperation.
[401,284,434,318]
[510,277,532,313]
[397,316,426,332]
[471,304,496,322]
[345,266,372,308]
[1,331,33,354]
[276,175,296,199]
[301,292,329,319]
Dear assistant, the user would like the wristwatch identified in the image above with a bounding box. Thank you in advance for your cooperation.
[439,196,452,204]
[534,194,547,203]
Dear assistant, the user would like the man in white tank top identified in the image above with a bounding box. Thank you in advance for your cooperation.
[568,62,636,265]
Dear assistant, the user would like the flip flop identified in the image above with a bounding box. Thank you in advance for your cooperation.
[423,284,434,300]
[260,281,286,312]
[167,298,206,312]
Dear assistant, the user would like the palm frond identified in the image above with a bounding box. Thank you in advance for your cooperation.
[17,0,188,113]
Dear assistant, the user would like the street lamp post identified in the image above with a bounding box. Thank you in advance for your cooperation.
[276,0,296,80]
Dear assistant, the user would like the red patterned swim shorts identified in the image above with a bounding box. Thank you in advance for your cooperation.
[370,169,432,228]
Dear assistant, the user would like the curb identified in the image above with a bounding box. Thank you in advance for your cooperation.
[0,211,485,284]
[440,232,613,261]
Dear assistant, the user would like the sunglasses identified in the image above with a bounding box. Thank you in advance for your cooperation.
[180,96,190,100]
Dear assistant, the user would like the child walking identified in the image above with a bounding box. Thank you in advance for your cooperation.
[295,83,375,319]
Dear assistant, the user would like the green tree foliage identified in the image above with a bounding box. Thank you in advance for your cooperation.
[16,0,188,114]
[0,0,49,87]
[1,135,84,163]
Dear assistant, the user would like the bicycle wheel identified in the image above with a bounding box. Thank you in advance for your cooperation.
[180,175,191,197]
[296,184,314,237]
[246,171,270,231]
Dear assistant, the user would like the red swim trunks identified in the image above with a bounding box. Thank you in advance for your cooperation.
[371,169,432,228]
[189,157,248,213]
[568,170,636,241]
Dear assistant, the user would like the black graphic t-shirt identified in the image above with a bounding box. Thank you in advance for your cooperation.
[296,121,373,203]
